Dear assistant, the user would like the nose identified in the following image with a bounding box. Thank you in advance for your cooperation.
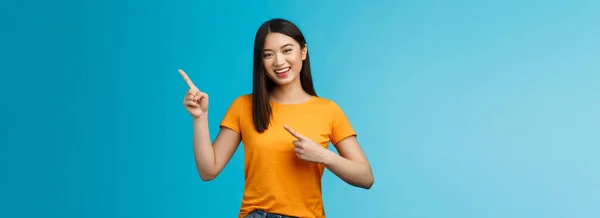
[274,53,285,67]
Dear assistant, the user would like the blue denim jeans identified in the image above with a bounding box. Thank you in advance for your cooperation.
[244,209,297,218]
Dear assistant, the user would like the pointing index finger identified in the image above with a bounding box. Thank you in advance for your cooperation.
[284,125,305,140]
[178,69,196,89]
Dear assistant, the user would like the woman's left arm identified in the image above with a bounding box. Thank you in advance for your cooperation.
[283,125,374,189]
[321,136,374,189]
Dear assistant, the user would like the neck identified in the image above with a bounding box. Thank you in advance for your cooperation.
[270,79,311,104]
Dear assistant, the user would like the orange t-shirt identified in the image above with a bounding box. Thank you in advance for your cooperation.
[220,94,356,218]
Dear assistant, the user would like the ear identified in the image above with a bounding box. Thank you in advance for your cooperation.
[302,44,308,60]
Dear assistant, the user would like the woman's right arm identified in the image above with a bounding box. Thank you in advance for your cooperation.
[179,69,241,181]
[192,117,241,181]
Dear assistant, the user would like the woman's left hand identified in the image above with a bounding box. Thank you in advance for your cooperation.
[284,125,331,164]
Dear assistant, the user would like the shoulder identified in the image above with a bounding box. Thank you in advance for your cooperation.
[311,96,342,108]
[230,93,252,105]
[223,94,252,114]
[309,96,347,115]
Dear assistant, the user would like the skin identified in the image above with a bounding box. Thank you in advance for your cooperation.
[179,32,374,189]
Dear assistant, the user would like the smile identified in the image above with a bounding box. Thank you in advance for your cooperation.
[275,67,291,74]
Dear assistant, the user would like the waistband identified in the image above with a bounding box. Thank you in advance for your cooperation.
[245,209,297,218]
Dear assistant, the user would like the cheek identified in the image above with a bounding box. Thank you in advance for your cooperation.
[291,54,303,68]
[263,59,273,72]
[287,53,299,65]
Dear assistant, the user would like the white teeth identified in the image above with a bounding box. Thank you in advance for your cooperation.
[275,67,290,73]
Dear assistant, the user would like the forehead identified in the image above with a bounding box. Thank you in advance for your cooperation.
[263,32,298,50]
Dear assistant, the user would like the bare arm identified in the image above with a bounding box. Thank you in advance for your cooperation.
[192,117,241,181]
[322,136,374,189]
[178,69,241,181]
[283,125,374,189]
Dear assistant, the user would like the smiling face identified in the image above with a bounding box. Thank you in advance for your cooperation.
[262,32,307,86]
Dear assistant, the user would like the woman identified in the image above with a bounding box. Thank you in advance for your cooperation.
[179,18,374,218]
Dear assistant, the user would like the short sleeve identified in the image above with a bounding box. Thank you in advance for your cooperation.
[329,101,357,145]
[220,96,243,133]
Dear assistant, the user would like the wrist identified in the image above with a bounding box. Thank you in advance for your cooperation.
[192,115,208,123]
[320,148,336,165]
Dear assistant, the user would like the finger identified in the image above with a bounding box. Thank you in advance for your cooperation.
[196,92,208,101]
[199,92,208,98]
[292,140,302,148]
[186,94,200,102]
[193,92,203,101]
[185,100,199,107]
[186,94,195,101]
[179,69,196,89]
[284,125,307,140]
[187,88,200,95]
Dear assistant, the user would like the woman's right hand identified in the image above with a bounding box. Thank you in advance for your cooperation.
[179,69,209,119]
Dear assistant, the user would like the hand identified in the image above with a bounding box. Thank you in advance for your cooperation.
[284,125,330,164]
[179,69,209,119]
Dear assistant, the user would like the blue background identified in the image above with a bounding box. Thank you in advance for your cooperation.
[1,0,599,217]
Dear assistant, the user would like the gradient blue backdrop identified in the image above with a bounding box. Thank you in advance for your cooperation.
[1,0,599,217]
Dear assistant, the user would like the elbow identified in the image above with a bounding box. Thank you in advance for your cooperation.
[350,163,374,189]
[360,169,375,189]
[362,176,374,190]
[367,180,374,190]
[198,169,217,182]
[348,173,374,189]
[200,174,215,182]
[360,164,374,189]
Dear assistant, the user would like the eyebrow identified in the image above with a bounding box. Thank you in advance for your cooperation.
[263,43,294,52]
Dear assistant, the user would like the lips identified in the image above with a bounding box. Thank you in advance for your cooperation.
[275,67,290,74]
[274,67,290,78]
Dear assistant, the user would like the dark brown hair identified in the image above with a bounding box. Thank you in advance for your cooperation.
[252,18,317,133]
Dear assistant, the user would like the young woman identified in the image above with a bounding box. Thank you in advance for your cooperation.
[179,18,374,218]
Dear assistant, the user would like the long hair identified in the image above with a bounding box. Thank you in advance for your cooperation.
[252,18,317,133]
